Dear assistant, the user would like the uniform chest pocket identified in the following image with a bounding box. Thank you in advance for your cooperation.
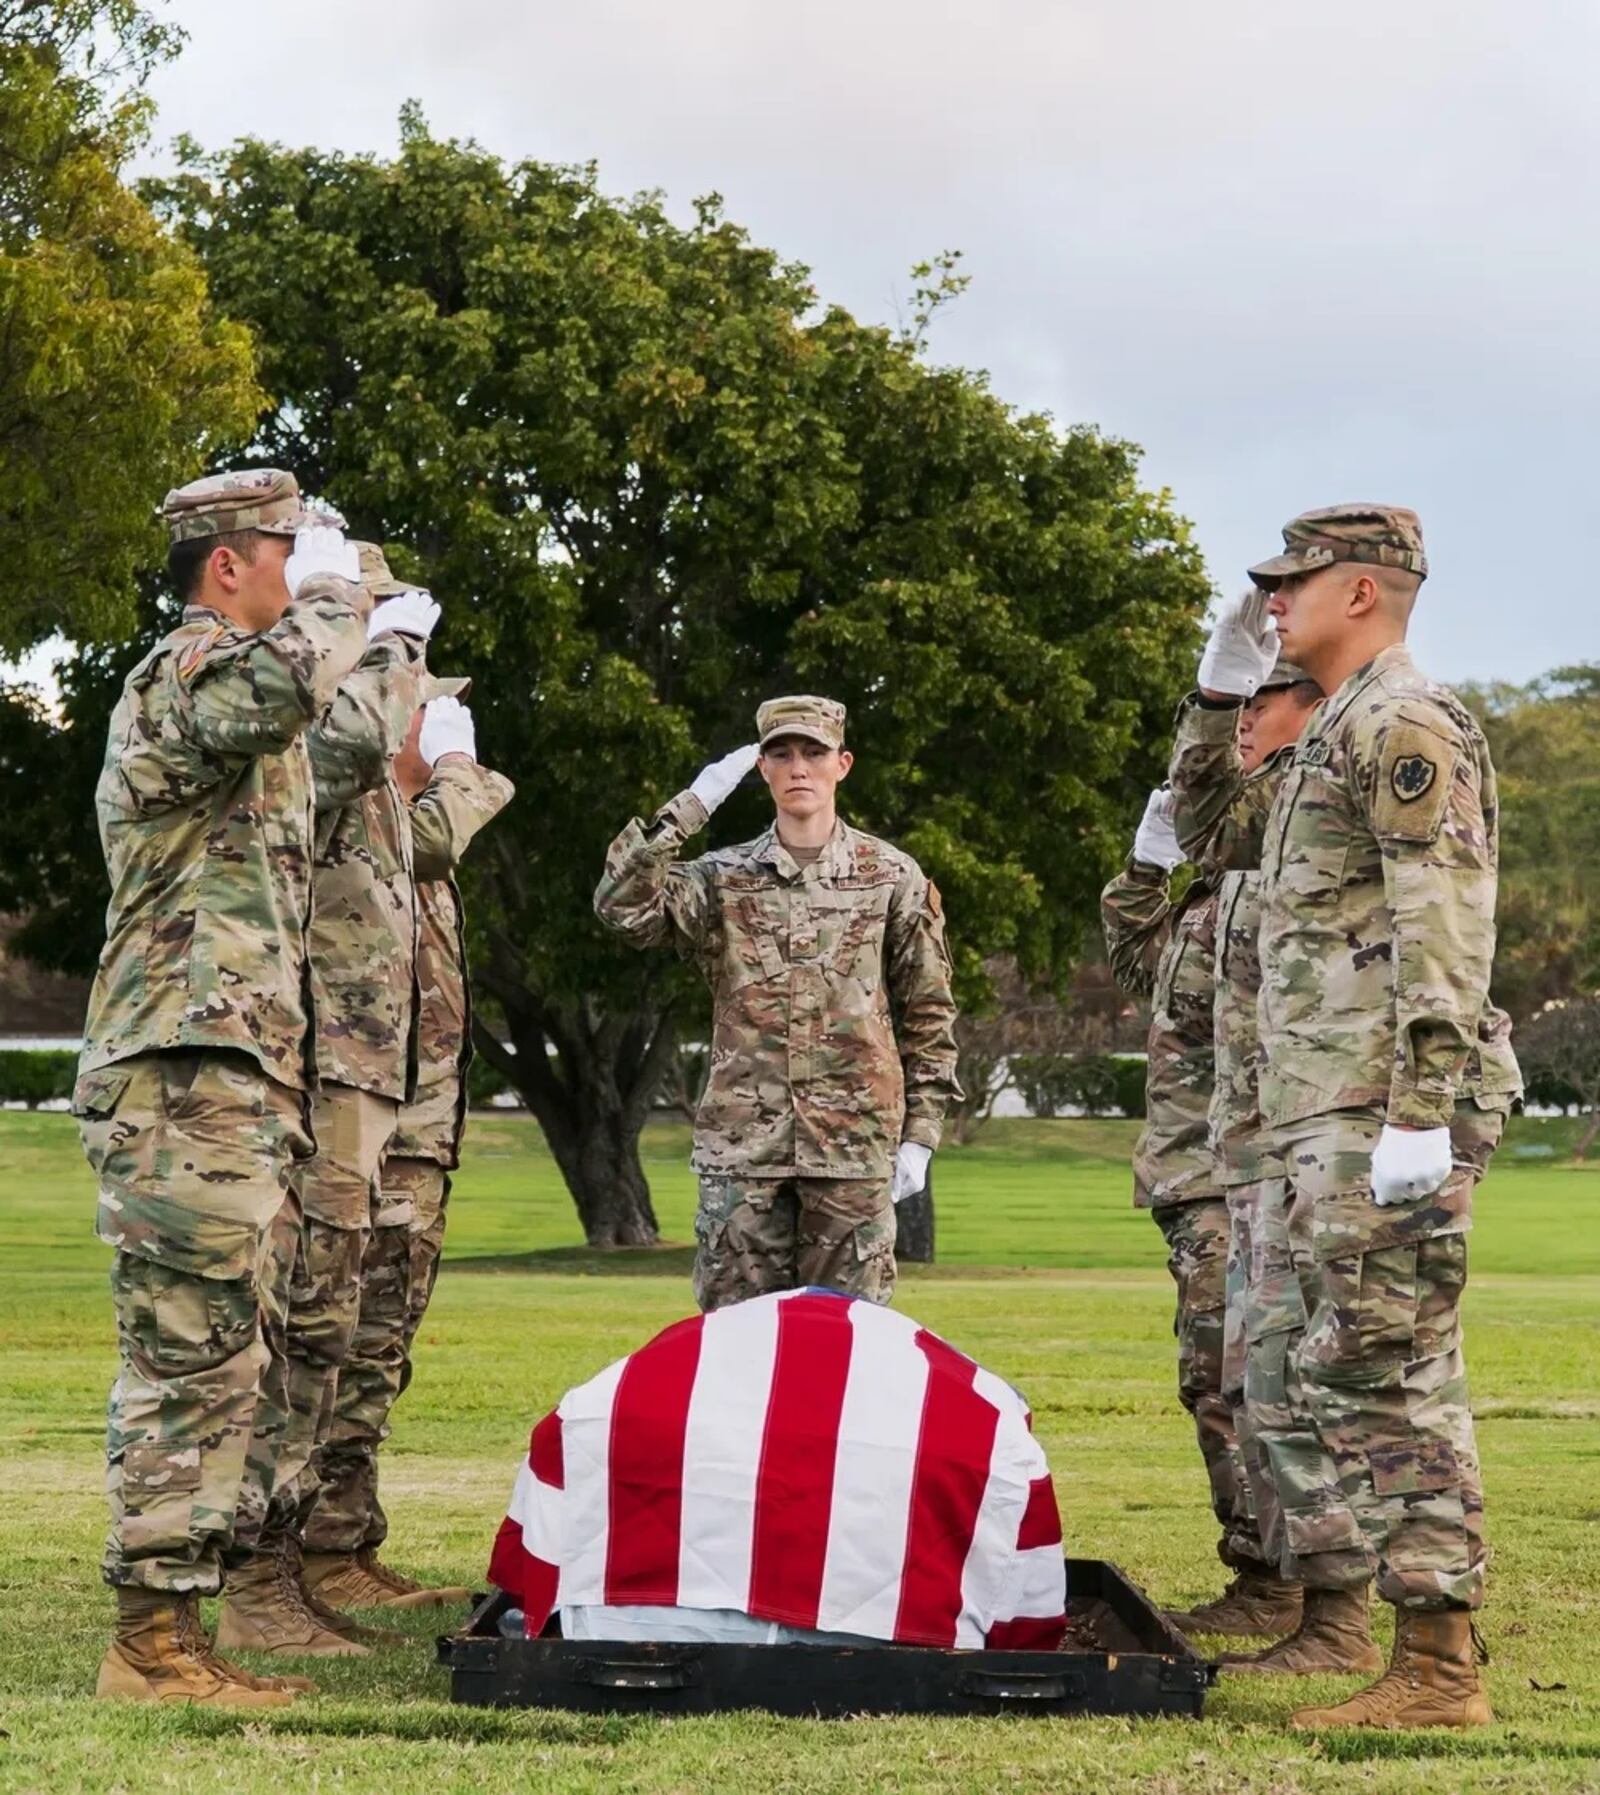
[808,884,892,985]
[715,888,789,988]
[1270,766,1353,904]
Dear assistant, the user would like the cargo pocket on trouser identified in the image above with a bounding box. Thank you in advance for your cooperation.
[692,1176,789,1313]
[796,1179,896,1305]
[1297,1166,1479,1605]
[105,1251,262,1589]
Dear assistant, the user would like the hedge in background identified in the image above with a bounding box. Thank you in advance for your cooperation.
[0,1050,76,1107]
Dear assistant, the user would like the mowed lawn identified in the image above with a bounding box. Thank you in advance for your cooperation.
[1,1111,1597,1794]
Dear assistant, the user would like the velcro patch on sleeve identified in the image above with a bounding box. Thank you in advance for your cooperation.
[1372,722,1454,842]
[175,625,226,686]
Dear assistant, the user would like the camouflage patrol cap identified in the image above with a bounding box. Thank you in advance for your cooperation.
[1260,644,1316,692]
[354,540,412,600]
[756,694,847,751]
[159,468,320,545]
[1248,504,1427,591]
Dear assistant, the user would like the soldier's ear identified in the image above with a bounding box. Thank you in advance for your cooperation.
[1347,572,1380,619]
[836,749,854,781]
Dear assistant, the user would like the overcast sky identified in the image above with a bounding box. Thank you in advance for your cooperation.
[128,0,1600,687]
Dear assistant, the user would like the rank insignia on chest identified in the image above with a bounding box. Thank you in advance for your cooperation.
[1389,754,1437,803]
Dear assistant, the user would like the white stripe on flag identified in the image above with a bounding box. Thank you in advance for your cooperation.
[554,1356,626,1609]
[953,1367,1035,1648]
[813,1301,930,1638]
[676,1295,781,1612]
[1007,1542,1069,1622]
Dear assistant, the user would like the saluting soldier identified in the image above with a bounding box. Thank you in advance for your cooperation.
[1165,617,1381,1669]
[216,543,438,1658]
[302,680,514,1612]
[595,695,961,1310]
[1100,795,1281,1629]
[74,472,368,1707]
[1170,506,1521,1731]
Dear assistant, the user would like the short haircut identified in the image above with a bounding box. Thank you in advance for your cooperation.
[1371,564,1422,621]
[167,529,260,604]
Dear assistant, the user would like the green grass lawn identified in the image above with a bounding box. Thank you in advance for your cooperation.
[1,1110,1597,1793]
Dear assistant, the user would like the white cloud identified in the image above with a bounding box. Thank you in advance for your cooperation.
[140,0,1600,682]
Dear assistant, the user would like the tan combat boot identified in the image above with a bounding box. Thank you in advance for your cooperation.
[96,1588,297,1708]
[305,1546,472,1612]
[1291,1608,1492,1730]
[217,1533,372,1658]
[1221,1585,1385,1675]
[1166,1571,1303,1640]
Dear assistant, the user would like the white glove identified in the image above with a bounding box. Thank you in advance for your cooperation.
[1370,1125,1453,1206]
[284,524,360,598]
[418,695,476,765]
[368,590,441,642]
[1198,587,1279,698]
[1133,787,1183,872]
[689,743,761,816]
[891,1141,933,1205]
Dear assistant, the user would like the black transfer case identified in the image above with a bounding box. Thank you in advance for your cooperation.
[437,1558,1213,1720]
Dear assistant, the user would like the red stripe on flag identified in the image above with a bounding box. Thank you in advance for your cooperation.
[604,1314,705,1605]
[986,1613,1067,1652]
[530,1411,564,1488]
[893,1330,1001,1647]
[748,1293,855,1629]
[1017,1475,1063,1550]
[487,1516,559,1634]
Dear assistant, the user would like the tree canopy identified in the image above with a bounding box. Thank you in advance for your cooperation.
[0,1,258,655]
[1463,664,1600,1022]
[140,116,1215,1240]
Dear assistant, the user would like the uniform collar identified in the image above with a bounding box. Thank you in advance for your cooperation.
[1317,641,1414,733]
[750,819,852,882]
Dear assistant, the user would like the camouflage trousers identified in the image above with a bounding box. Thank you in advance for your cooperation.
[304,1157,450,1554]
[693,1175,896,1313]
[73,1050,311,1593]
[1153,1198,1270,1572]
[1278,1101,1506,1611]
[273,1082,399,1534]
[1223,1174,1355,1583]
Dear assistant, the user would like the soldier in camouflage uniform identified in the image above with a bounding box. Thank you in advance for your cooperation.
[1171,506,1522,1731]
[1166,634,1385,1667]
[74,471,369,1706]
[303,679,514,1611]
[1100,799,1282,1623]
[595,695,961,1310]
[217,543,435,1659]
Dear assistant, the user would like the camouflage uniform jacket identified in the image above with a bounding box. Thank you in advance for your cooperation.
[1169,644,1522,1130]
[306,634,426,1102]
[389,760,516,1166]
[594,792,962,1179]
[1169,747,1296,1188]
[1100,857,1224,1207]
[79,580,369,1092]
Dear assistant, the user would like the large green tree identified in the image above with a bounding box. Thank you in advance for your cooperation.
[1463,664,1600,1022]
[0,1,258,655]
[137,116,1208,1245]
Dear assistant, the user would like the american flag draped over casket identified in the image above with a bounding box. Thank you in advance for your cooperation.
[489,1288,1067,1650]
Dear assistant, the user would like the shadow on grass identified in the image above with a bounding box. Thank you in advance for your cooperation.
[446,1247,1139,1281]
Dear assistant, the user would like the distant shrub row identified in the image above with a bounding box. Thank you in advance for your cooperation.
[1010,1052,1148,1120]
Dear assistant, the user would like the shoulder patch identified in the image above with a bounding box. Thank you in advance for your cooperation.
[175,624,227,686]
[1373,722,1454,843]
[926,879,943,920]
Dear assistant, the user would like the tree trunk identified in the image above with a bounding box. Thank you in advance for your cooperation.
[474,965,677,1248]
[896,1164,935,1263]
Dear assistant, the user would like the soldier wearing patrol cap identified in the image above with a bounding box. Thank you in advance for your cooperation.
[1163,628,1376,1664]
[1169,506,1522,1731]
[72,470,369,1707]
[215,543,443,1657]
[595,695,962,1310]
[300,673,515,1615]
